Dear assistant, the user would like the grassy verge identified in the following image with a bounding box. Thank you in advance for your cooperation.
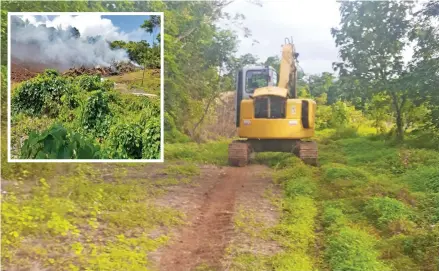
[316,129,439,271]
[225,127,439,271]
[106,69,160,96]
[1,161,201,271]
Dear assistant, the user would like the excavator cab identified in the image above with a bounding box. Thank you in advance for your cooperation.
[229,38,318,167]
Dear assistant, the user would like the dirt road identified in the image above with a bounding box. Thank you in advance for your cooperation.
[151,164,279,271]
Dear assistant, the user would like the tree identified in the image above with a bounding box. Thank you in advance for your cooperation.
[307,72,334,98]
[331,1,414,140]
[264,55,280,73]
[140,15,161,85]
[407,0,439,128]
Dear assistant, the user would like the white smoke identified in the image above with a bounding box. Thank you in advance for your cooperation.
[11,15,134,70]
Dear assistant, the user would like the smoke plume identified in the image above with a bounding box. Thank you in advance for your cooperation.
[11,15,132,71]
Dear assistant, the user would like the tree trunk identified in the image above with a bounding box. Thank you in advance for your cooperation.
[142,49,148,86]
[190,94,217,139]
[390,92,406,142]
[141,64,146,86]
[395,107,404,141]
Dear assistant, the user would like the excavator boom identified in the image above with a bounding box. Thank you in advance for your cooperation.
[278,38,298,98]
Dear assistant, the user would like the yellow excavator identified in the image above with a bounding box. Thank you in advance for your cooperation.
[228,37,318,166]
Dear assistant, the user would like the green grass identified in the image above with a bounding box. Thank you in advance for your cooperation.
[1,164,185,270]
[314,127,439,270]
[106,70,160,96]
[165,140,230,165]
[325,227,391,271]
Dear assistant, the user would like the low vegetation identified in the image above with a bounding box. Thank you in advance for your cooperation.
[10,70,161,159]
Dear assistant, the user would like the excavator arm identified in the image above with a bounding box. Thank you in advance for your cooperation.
[278,37,299,98]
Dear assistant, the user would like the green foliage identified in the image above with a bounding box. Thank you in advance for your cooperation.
[81,90,112,137]
[11,70,72,117]
[269,196,317,265]
[364,197,413,228]
[165,140,230,165]
[20,124,100,159]
[86,235,168,271]
[323,163,369,186]
[284,177,317,198]
[322,206,348,230]
[400,166,439,193]
[325,227,390,271]
[76,74,102,91]
[1,165,185,269]
[365,93,392,133]
[142,116,161,159]
[106,123,143,159]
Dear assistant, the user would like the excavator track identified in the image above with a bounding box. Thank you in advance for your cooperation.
[295,141,318,166]
[228,140,252,167]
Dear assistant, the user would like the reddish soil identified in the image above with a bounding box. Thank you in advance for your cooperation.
[11,58,51,83]
[150,164,279,271]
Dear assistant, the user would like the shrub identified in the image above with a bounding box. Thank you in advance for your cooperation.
[81,90,112,138]
[142,117,161,159]
[107,123,144,159]
[11,69,72,116]
[76,74,102,91]
[364,197,413,228]
[20,124,100,159]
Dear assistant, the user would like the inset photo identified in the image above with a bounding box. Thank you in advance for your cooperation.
[7,12,164,162]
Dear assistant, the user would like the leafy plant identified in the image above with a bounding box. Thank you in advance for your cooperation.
[364,197,413,228]
[76,74,102,91]
[81,90,112,137]
[20,124,100,159]
[11,70,72,117]
[142,117,161,159]
[107,122,144,159]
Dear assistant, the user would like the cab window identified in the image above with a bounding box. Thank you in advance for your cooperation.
[245,70,269,93]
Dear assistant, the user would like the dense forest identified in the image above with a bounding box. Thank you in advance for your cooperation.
[1,1,439,271]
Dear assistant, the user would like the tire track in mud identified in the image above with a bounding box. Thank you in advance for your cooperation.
[157,166,266,271]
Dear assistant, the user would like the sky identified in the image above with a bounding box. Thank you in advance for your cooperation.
[221,0,417,76]
[19,14,157,44]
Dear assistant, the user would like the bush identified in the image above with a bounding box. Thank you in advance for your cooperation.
[107,123,144,159]
[20,124,100,159]
[76,74,102,91]
[364,197,413,228]
[81,90,112,138]
[142,117,161,159]
[12,69,72,117]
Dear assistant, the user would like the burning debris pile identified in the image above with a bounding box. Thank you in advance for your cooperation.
[62,61,140,77]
